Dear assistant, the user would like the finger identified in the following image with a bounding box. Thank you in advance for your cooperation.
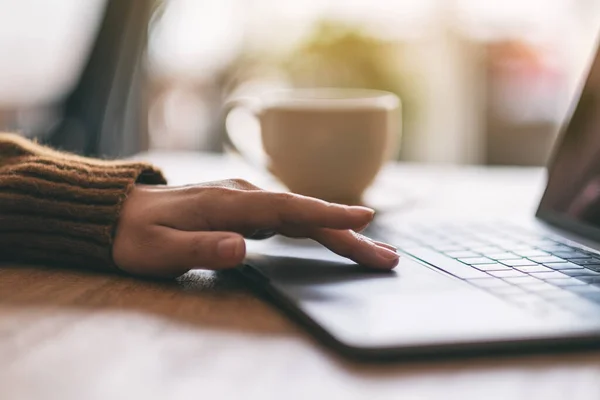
[171,178,262,191]
[148,227,246,274]
[197,178,262,191]
[217,191,375,231]
[354,222,370,232]
[278,225,396,252]
[310,229,400,270]
[370,240,397,252]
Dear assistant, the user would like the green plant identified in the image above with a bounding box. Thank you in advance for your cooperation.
[280,20,418,158]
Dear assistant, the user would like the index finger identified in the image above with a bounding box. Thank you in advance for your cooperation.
[222,190,376,230]
[310,228,400,270]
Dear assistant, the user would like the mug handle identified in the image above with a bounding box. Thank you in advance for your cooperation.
[223,96,267,167]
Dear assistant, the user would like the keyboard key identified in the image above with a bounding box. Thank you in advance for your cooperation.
[457,257,495,265]
[515,265,553,273]
[567,285,600,294]
[572,276,600,285]
[568,259,600,266]
[474,263,513,272]
[500,259,538,267]
[489,270,528,278]
[538,290,581,300]
[504,276,542,285]
[529,271,569,280]
[448,233,474,240]
[445,251,480,258]
[433,245,467,252]
[487,285,528,297]
[527,256,566,264]
[407,248,491,279]
[514,249,551,257]
[547,278,588,287]
[525,282,560,292]
[559,269,600,277]
[472,246,503,254]
[565,251,595,257]
[552,250,590,259]
[458,241,488,248]
[512,233,545,242]
[504,244,535,251]
[468,278,512,289]
[495,241,525,249]
[565,256,593,263]
[425,238,455,246]
[486,252,522,260]
[533,240,563,249]
[537,244,571,253]
[579,292,600,303]
[544,262,583,270]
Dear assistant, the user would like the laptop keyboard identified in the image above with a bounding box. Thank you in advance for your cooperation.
[368,223,600,317]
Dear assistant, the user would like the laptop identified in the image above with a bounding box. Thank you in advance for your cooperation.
[238,39,600,360]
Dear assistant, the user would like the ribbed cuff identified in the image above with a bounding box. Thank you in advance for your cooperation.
[0,142,166,272]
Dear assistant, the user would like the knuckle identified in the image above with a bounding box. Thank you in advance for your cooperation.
[179,185,212,200]
[196,187,242,223]
[203,186,240,204]
[231,178,250,186]
[276,192,297,204]
[275,192,312,220]
[272,193,298,218]
[189,234,206,259]
[225,178,257,190]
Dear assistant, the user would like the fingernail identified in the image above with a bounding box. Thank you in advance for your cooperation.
[372,240,397,251]
[217,237,244,259]
[377,247,400,261]
[349,205,374,213]
[349,206,375,218]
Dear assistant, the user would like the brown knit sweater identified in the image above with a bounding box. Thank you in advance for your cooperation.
[0,133,166,272]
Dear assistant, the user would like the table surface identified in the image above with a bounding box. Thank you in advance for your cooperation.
[3,153,600,400]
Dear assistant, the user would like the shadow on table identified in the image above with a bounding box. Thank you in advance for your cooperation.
[0,254,396,337]
[0,264,295,336]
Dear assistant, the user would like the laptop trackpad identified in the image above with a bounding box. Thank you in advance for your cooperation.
[245,237,471,295]
[244,238,556,348]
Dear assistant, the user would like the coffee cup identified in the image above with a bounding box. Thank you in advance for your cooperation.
[224,88,400,205]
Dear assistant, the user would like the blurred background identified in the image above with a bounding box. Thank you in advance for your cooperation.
[0,0,599,165]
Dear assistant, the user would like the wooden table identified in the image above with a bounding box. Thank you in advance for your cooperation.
[2,152,600,400]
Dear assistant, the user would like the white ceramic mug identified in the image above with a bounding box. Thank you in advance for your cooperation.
[224,88,401,205]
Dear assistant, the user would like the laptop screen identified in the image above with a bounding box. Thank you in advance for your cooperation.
[537,41,600,239]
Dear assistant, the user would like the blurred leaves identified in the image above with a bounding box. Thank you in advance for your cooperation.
[222,19,418,128]
[282,20,407,95]
[279,20,418,151]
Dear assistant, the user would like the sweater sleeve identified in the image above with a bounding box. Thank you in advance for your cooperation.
[0,133,167,272]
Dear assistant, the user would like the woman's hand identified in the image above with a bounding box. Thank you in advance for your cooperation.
[113,179,399,277]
